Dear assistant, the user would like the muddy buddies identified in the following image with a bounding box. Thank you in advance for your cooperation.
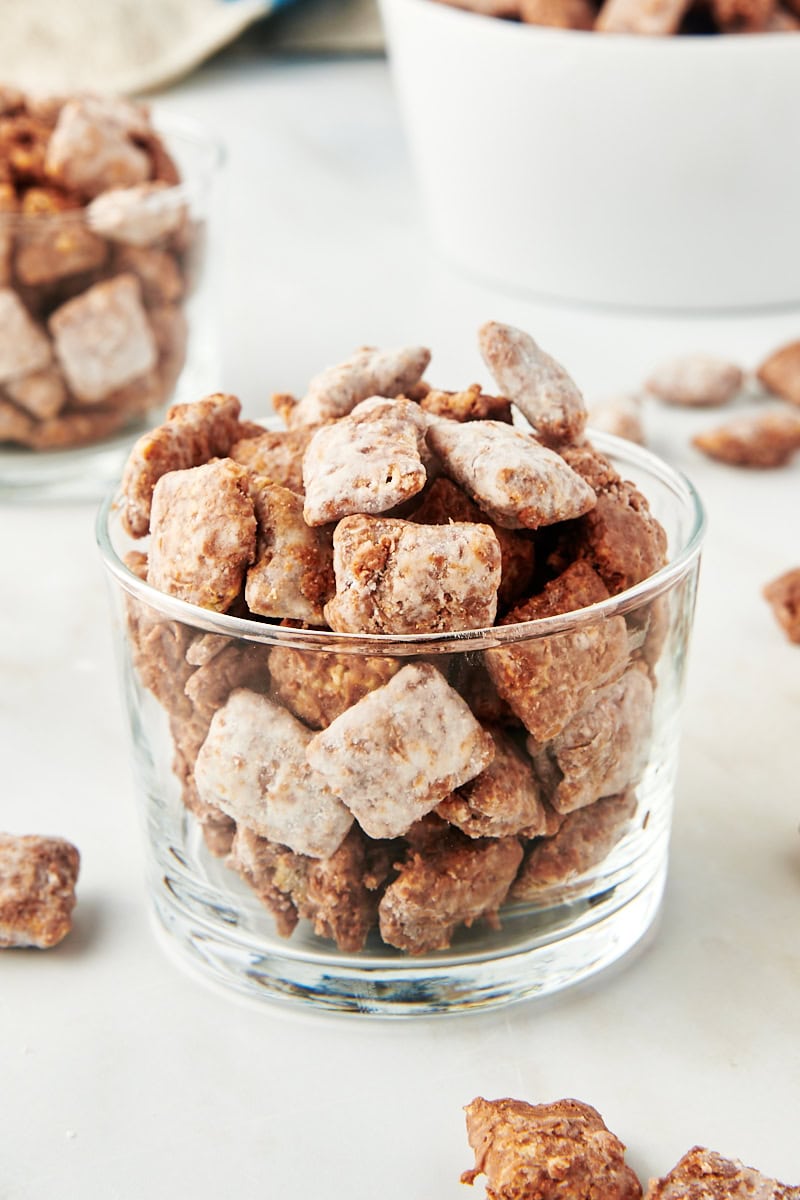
[112,321,676,957]
[0,87,199,451]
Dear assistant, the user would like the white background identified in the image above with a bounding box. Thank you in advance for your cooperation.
[1,43,799,1198]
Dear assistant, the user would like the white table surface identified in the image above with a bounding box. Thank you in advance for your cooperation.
[2,44,799,1199]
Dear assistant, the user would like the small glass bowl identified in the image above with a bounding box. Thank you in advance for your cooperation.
[0,116,222,501]
[97,433,705,1016]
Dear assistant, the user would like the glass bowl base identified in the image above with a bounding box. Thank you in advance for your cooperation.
[148,856,667,1017]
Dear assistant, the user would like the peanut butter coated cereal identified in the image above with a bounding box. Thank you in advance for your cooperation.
[117,321,671,955]
[0,88,201,452]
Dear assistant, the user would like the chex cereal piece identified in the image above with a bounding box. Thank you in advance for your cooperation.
[0,288,52,383]
[87,182,186,246]
[301,826,391,952]
[306,663,496,840]
[486,560,630,741]
[6,367,67,420]
[645,353,744,407]
[228,826,308,937]
[269,643,400,729]
[0,833,80,948]
[112,244,183,306]
[512,791,637,896]
[148,303,188,392]
[766,4,800,26]
[595,0,691,32]
[44,95,152,198]
[412,476,536,612]
[195,689,353,859]
[15,217,107,286]
[49,273,157,404]
[147,459,256,612]
[419,382,512,424]
[693,409,800,468]
[302,398,428,526]
[756,339,800,407]
[644,1146,799,1200]
[712,0,774,28]
[462,1097,642,1200]
[324,514,501,635]
[437,727,548,839]
[0,397,34,443]
[529,666,653,814]
[378,826,523,954]
[520,0,596,27]
[560,443,668,594]
[120,392,245,536]
[763,568,800,644]
[25,405,134,450]
[479,321,587,447]
[245,482,334,623]
[289,343,431,427]
[427,418,596,530]
[434,0,521,14]
[588,395,645,445]
[230,423,318,495]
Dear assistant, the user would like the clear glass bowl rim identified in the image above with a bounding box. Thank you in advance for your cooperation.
[95,429,706,658]
[0,112,225,231]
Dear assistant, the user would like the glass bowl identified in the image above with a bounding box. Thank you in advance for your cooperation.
[97,432,705,1015]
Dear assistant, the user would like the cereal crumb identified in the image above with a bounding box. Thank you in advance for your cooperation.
[763,568,800,644]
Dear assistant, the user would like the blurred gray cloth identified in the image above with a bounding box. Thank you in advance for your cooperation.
[0,0,383,95]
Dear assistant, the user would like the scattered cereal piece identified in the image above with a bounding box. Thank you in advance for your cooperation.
[529,666,653,814]
[378,826,523,954]
[147,458,256,612]
[230,423,318,495]
[437,727,548,839]
[0,288,52,383]
[289,343,431,427]
[49,273,157,404]
[302,397,428,526]
[245,481,334,624]
[462,1097,642,1200]
[44,95,152,198]
[87,182,187,247]
[763,567,800,644]
[692,409,800,468]
[645,353,744,407]
[324,513,501,634]
[644,1146,799,1200]
[195,689,353,859]
[512,791,637,896]
[0,833,80,949]
[419,382,512,424]
[486,560,630,741]
[756,339,800,407]
[479,321,587,447]
[427,418,596,530]
[595,0,691,33]
[120,392,245,537]
[269,643,400,729]
[306,663,496,840]
[588,395,645,444]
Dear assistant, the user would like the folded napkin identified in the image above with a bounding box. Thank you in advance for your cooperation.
[0,0,382,95]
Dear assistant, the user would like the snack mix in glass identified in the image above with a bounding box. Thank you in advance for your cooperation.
[99,321,704,1014]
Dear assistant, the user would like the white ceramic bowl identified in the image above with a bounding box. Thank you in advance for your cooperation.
[380,0,800,310]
